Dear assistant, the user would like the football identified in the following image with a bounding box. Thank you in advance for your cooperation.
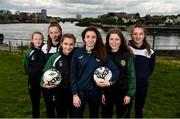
[43,68,62,86]
[93,66,112,83]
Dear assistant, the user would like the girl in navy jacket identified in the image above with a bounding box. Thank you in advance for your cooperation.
[70,27,119,118]
[129,22,155,118]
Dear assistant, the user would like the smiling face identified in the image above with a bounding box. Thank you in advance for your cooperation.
[132,27,145,47]
[32,33,43,48]
[84,31,97,50]
[61,37,75,55]
[108,33,121,52]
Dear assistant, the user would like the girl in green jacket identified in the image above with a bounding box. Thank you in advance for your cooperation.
[24,31,44,118]
[41,33,76,118]
[102,28,136,118]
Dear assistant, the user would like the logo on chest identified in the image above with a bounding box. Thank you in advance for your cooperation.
[58,60,63,67]
[117,59,126,67]
[31,55,35,61]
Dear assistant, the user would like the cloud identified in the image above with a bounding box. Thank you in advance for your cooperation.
[60,0,104,5]
[0,0,180,18]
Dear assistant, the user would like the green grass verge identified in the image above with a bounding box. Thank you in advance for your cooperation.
[0,51,179,118]
[144,56,180,118]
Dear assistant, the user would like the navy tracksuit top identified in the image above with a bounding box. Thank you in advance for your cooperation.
[129,41,155,89]
[70,47,120,95]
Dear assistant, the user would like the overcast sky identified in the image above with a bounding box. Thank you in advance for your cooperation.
[1,0,180,18]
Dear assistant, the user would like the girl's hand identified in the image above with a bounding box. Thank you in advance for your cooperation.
[124,96,131,105]
[42,82,57,89]
[102,94,106,105]
[73,95,81,108]
[96,80,111,87]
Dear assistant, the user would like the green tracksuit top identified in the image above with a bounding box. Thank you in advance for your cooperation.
[107,51,136,97]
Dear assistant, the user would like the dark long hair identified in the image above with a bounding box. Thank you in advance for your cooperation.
[47,21,62,52]
[82,27,107,63]
[105,28,133,57]
[131,22,151,55]
[30,31,44,48]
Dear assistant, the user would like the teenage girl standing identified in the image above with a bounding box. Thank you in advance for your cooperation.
[101,28,136,118]
[129,22,155,118]
[41,21,63,118]
[24,31,45,118]
[42,33,76,117]
[70,27,119,118]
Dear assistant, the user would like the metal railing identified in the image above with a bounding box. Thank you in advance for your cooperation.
[154,45,180,50]
[0,38,84,53]
[0,38,180,53]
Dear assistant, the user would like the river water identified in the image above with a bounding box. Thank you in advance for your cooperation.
[0,22,180,49]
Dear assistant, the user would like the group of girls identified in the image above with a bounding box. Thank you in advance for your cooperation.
[24,21,155,118]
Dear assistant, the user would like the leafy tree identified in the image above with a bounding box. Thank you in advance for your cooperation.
[117,18,124,25]
[135,12,140,19]
[7,15,18,21]
[76,18,93,26]
[0,15,5,22]
[101,17,117,25]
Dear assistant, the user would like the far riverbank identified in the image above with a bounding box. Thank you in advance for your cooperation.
[88,23,180,36]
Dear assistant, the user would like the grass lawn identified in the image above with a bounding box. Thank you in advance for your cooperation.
[0,51,46,118]
[143,56,180,118]
[0,50,180,118]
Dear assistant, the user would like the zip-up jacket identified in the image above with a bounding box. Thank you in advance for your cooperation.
[41,43,59,63]
[24,48,45,78]
[105,51,136,97]
[129,41,155,89]
[41,52,73,89]
[70,47,120,95]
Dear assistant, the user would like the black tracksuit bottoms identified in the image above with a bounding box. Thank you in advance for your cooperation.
[101,90,131,118]
[72,90,102,118]
[28,77,41,118]
[42,87,72,118]
[129,87,148,118]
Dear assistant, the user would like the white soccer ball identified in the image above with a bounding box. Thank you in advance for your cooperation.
[43,68,62,86]
[93,66,112,83]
